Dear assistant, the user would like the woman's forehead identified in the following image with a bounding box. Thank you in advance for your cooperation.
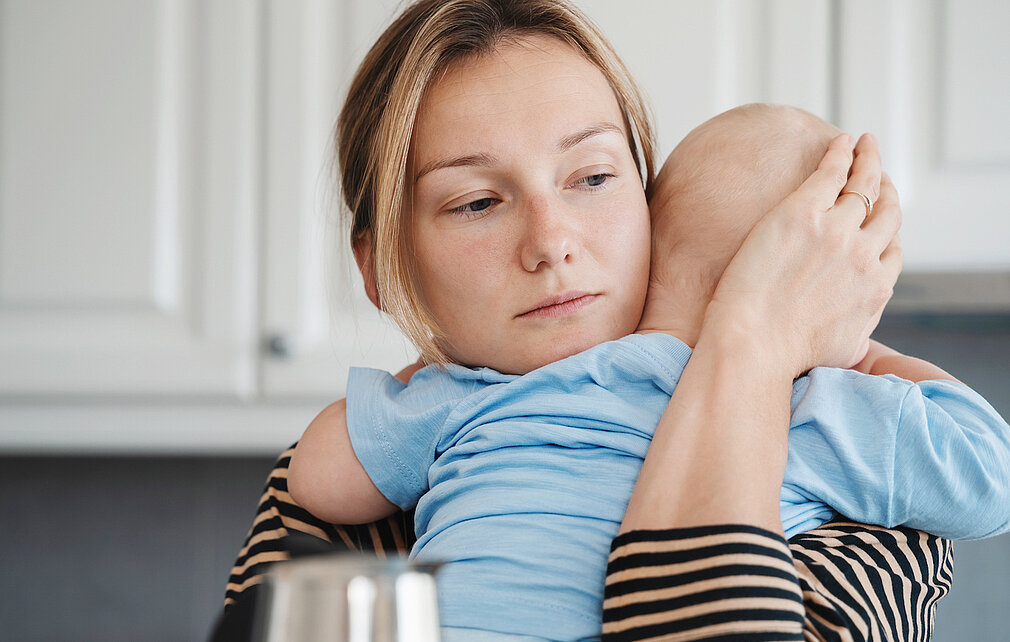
[410,35,625,169]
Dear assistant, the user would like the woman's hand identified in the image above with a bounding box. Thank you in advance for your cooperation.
[622,134,901,535]
[703,133,903,380]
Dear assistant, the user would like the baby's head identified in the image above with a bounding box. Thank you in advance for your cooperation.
[641,104,840,341]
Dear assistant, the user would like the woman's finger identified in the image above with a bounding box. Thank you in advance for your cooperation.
[830,133,882,228]
[843,133,882,203]
[861,172,902,253]
[788,133,855,213]
[879,231,903,279]
[873,231,903,318]
[848,233,902,367]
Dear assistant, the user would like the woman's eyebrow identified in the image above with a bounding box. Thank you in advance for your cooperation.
[556,122,624,153]
[414,123,623,183]
[415,152,497,183]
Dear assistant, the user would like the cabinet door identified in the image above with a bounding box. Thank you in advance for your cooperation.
[0,0,260,396]
[260,0,416,399]
[836,0,1010,271]
[576,0,832,157]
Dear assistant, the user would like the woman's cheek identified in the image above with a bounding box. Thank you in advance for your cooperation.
[608,196,652,322]
[602,195,650,263]
[423,225,506,306]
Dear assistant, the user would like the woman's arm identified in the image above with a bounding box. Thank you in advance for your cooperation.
[619,328,794,533]
[602,521,952,641]
[621,133,902,537]
[612,133,909,641]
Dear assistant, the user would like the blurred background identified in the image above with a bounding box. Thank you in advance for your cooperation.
[1,0,1007,639]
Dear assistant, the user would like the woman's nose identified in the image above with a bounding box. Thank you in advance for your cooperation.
[519,194,575,272]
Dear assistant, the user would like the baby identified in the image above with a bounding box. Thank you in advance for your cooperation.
[290,104,1010,641]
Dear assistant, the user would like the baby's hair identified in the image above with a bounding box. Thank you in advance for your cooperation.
[336,0,656,366]
[649,103,839,292]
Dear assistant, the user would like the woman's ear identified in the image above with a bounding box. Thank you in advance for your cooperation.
[352,232,382,310]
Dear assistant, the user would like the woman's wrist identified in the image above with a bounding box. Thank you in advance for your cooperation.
[696,303,801,384]
[621,325,793,535]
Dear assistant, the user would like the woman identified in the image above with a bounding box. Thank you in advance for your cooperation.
[213,1,950,639]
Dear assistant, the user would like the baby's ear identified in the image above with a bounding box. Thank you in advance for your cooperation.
[352,231,381,310]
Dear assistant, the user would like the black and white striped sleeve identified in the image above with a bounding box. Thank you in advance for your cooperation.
[222,445,413,610]
[603,521,953,642]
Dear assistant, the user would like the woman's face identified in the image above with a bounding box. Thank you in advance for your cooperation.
[409,35,651,374]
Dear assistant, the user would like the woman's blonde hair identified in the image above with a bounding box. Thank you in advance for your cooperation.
[337,0,656,365]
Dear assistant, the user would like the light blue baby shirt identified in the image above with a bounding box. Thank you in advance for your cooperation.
[346,333,1010,641]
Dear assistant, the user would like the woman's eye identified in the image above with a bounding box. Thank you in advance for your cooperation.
[448,197,496,217]
[576,173,613,189]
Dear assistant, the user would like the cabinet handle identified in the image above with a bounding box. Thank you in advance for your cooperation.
[264,333,297,360]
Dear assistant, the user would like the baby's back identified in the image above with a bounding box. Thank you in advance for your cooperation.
[410,336,680,638]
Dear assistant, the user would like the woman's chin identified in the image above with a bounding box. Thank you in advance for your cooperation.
[507,334,615,375]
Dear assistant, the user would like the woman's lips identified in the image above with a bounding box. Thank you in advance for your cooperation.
[518,292,599,319]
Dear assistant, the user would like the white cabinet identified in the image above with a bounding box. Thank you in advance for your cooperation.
[576,0,833,158]
[259,0,415,400]
[0,0,414,452]
[1,0,261,397]
[834,0,1010,270]
[581,0,1009,271]
[1,0,1006,453]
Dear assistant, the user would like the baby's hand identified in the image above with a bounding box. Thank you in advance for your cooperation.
[850,339,901,374]
[851,339,959,383]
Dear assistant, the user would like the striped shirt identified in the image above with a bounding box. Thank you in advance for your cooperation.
[217,446,952,642]
[603,523,952,641]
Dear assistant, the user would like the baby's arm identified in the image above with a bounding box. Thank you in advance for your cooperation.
[289,400,398,525]
[288,361,422,525]
[785,363,1010,540]
[852,339,961,383]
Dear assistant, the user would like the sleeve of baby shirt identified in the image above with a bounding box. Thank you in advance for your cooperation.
[783,368,1010,540]
[889,378,1010,539]
[345,366,471,511]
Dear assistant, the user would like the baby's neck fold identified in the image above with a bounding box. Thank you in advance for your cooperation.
[634,278,709,349]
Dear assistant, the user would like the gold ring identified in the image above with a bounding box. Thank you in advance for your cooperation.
[840,190,873,217]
